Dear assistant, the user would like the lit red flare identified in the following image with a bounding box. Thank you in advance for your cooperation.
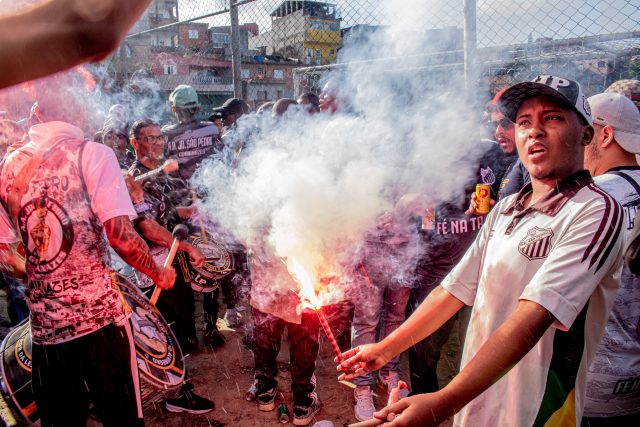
[315,307,343,363]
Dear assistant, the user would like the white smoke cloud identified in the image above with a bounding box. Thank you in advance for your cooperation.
[194,0,487,303]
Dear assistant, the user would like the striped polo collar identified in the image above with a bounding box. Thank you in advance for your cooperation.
[502,169,593,216]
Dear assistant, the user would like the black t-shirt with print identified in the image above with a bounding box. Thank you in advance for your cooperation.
[128,160,192,231]
[415,140,512,288]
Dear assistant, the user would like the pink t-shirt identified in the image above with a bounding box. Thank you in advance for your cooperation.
[0,121,134,344]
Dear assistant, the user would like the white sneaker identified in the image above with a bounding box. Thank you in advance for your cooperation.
[224,307,242,327]
[353,385,375,422]
[378,371,409,398]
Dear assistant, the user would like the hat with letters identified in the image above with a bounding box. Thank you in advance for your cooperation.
[498,75,592,125]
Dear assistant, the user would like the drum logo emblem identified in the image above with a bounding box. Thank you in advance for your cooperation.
[18,194,73,274]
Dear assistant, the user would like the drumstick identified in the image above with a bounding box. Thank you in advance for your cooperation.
[150,224,189,305]
[134,159,178,182]
[346,419,384,427]
[190,190,207,243]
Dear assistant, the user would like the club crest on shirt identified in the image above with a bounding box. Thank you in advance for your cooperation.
[519,227,554,260]
[480,167,496,185]
[18,195,73,273]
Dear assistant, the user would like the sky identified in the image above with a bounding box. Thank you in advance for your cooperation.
[176,0,639,48]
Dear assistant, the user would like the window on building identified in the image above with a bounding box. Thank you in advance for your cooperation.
[212,32,230,48]
[241,69,250,79]
[316,49,322,58]
[165,2,177,18]
[164,64,177,75]
[597,60,606,68]
[276,90,283,99]
[188,30,199,39]
[273,69,284,79]
[124,45,132,58]
[306,48,313,57]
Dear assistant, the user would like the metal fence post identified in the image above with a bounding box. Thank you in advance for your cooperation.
[230,0,242,98]
[463,0,477,94]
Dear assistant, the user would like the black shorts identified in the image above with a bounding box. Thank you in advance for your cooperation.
[31,322,143,427]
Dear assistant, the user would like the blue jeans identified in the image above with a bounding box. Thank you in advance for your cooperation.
[351,278,411,387]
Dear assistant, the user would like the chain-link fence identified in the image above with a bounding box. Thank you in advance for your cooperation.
[106,0,639,114]
[1,0,637,119]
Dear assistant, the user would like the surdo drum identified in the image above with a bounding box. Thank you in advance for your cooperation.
[179,229,234,293]
[0,319,38,425]
[0,274,185,425]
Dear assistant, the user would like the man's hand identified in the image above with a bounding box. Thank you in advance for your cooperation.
[336,343,392,381]
[372,392,454,427]
[152,265,176,290]
[465,192,495,215]
[180,242,204,267]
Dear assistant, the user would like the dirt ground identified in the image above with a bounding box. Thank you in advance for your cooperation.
[0,291,459,427]
[141,294,459,427]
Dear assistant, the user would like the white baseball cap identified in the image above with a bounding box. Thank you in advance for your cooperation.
[588,92,640,154]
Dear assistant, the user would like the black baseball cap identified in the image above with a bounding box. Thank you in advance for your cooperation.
[498,75,592,125]
[211,98,250,117]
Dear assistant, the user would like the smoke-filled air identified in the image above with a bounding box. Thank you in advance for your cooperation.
[194,0,486,305]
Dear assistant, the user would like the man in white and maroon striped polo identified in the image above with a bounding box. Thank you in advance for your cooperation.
[338,76,624,427]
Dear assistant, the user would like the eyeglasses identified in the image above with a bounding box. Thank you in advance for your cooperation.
[140,135,166,144]
[486,117,513,132]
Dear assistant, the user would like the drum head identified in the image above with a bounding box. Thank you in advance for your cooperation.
[0,319,38,424]
[184,231,234,292]
[115,274,185,389]
[110,248,138,286]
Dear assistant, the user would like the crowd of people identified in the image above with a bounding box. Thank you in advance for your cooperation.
[0,11,639,424]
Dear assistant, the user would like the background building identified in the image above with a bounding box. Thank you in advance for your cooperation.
[249,1,342,65]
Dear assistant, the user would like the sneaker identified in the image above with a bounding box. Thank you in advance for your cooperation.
[293,391,321,426]
[202,328,225,348]
[164,383,215,414]
[353,385,375,422]
[257,386,277,411]
[378,371,409,398]
[224,307,242,328]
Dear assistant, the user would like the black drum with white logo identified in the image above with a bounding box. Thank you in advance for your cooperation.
[0,274,185,425]
[0,319,38,425]
[179,229,234,293]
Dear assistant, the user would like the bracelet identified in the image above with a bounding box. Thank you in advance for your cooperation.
[134,201,151,214]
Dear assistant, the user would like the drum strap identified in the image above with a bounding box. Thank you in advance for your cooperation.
[6,139,68,231]
[6,149,47,230]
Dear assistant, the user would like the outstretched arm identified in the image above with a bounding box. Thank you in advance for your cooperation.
[104,215,175,289]
[338,286,464,379]
[137,218,204,267]
[374,300,555,427]
[0,0,151,89]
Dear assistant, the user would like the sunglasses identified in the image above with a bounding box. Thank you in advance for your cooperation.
[486,118,513,132]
